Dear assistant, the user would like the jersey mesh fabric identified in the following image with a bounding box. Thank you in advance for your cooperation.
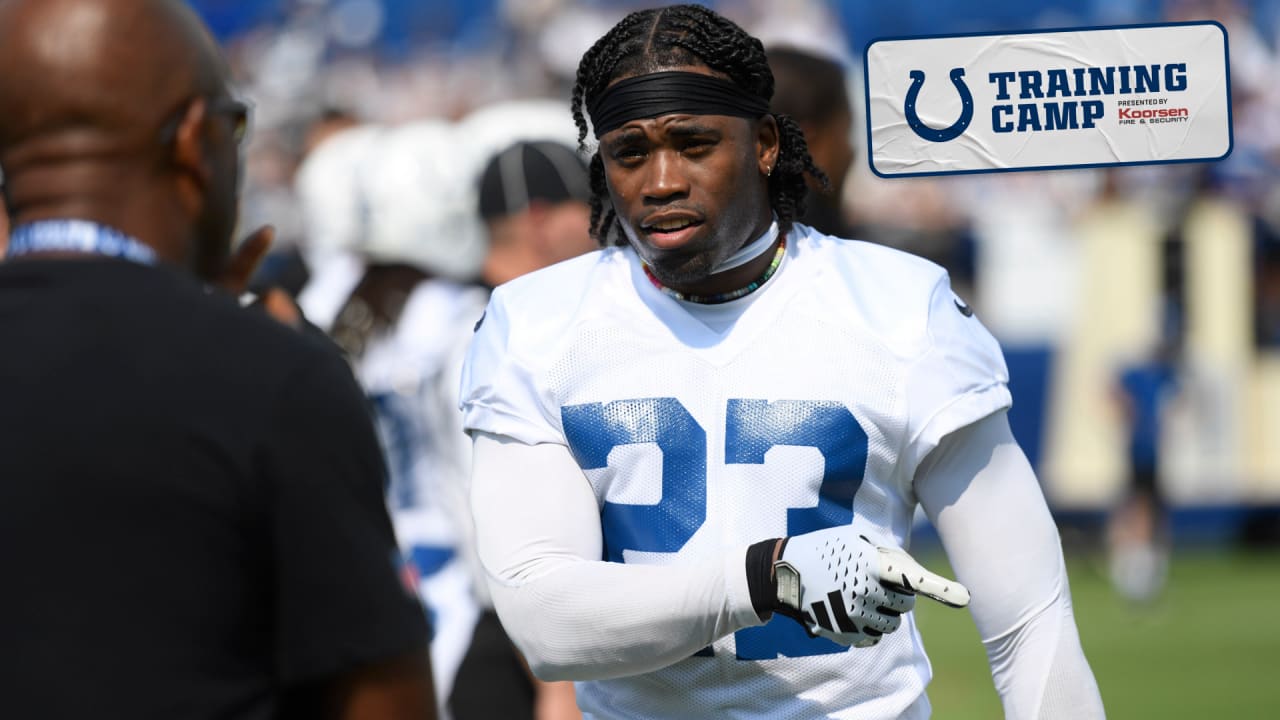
[462,225,1010,719]
[542,279,922,716]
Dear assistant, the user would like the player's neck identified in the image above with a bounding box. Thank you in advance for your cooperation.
[643,220,785,305]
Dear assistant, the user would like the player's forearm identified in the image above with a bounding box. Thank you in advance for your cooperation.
[917,412,1104,719]
[980,568,1104,720]
[471,432,762,682]
[487,548,760,682]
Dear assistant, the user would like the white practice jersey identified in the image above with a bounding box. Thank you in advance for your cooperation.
[460,224,1011,719]
[297,249,364,332]
[355,277,489,714]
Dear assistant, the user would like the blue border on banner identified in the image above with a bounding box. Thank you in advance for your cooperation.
[862,20,1234,179]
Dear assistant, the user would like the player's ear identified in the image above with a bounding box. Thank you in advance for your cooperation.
[169,98,212,217]
[756,114,780,177]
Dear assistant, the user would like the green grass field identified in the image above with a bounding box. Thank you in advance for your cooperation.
[914,550,1280,719]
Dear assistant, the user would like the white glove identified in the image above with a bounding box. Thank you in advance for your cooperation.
[772,526,970,648]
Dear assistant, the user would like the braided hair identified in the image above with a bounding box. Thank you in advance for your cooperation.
[570,4,828,246]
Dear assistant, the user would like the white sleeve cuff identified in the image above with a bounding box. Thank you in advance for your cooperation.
[462,401,563,446]
[907,382,1012,471]
[724,545,768,630]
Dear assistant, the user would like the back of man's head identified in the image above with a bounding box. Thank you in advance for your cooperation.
[477,140,594,285]
[0,0,242,279]
[478,141,590,222]
[768,47,850,128]
[768,45,854,200]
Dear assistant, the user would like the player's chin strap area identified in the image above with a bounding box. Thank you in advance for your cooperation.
[642,231,786,305]
[712,218,779,274]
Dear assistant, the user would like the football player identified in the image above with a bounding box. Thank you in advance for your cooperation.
[459,5,1105,718]
[331,120,491,717]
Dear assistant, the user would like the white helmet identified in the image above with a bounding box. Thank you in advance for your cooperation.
[457,98,583,176]
[360,120,487,280]
[294,124,383,262]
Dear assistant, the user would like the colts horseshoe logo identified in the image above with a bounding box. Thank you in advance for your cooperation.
[904,68,974,142]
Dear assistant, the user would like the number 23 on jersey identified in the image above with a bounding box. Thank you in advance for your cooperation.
[562,397,870,660]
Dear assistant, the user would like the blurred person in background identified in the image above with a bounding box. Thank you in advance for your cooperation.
[448,138,595,720]
[326,118,595,720]
[475,140,597,287]
[305,107,361,156]
[0,0,434,718]
[234,111,364,302]
[294,123,385,330]
[767,43,977,292]
[1110,341,1181,602]
[238,123,310,296]
[327,119,491,720]
[765,45,856,239]
[245,108,361,302]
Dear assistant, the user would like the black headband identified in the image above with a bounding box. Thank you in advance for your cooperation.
[587,71,771,138]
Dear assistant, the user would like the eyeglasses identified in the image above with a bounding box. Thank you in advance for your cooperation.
[208,96,251,146]
[158,94,252,147]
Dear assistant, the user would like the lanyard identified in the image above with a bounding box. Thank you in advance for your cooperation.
[7,219,158,266]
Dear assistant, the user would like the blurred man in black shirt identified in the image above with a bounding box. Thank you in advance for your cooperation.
[0,1,433,718]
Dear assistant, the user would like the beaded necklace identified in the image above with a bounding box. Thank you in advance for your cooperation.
[642,233,786,304]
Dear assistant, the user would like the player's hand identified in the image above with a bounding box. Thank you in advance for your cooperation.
[214,225,305,329]
[772,527,969,648]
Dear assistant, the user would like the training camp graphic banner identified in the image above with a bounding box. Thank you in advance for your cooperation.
[863,22,1232,178]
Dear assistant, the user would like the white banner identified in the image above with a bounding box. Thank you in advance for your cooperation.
[863,22,1232,177]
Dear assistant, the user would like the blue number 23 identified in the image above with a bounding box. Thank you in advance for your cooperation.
[561,397,868,661]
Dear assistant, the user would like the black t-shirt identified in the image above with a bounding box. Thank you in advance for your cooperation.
[0,258,428,719]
